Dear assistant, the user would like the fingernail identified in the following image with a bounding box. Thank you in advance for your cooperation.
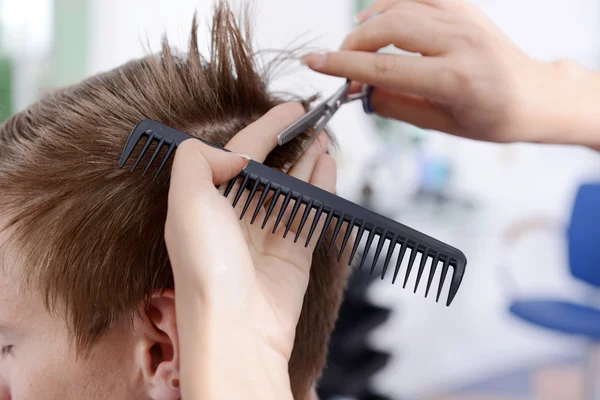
[237,153,252,169]
[354,10,379,23]
[301,52,327,69]
[354,9,372,23]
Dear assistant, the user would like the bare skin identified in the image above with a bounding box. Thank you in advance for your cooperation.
[168,1,600,399]
[302,0,600,150]
[165,102,335,400]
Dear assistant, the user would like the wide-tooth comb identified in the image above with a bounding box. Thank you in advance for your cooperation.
[119,120,467,306]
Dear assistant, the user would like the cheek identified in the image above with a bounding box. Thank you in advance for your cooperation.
[8,339,80,399]
[9,334,138,400]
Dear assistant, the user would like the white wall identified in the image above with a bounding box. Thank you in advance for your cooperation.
[88,0,379,173]
[88,1,600,398]
[369,1,600,398]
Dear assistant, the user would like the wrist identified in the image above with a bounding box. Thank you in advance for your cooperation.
[175,287,294,400]
[200,318,294,400]
[530,59,600,148]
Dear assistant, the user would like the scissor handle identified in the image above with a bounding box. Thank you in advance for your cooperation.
[276,81,374,146]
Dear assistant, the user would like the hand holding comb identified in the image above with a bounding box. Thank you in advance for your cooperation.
[119,120,467,306]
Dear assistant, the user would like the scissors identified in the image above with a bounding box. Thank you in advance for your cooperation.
[276,80,374,146]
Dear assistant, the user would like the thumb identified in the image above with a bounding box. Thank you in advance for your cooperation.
[165,138,254,297]
[168,138,251,205]
[175,138,251,186]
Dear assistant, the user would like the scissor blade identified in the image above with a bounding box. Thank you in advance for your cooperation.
[277,80,352,146]
[277,105,328,146]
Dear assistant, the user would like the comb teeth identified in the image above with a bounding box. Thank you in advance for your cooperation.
[119,120,467,306]
[327,213,345,256]
[284,197,303,239]
[224,177,237,197]
[338,216,356,261]
[370,230,387,275]
[251,182,271,224]
[155,143,176,182]
[142,137,165,177]
[392,240,409,285]
[315,209,335,250]
[380,233,397,279]
[233,174,251,208]
[273,191,293,234]
[413,247,429,292]
[425,253,441,299]
[358,227,377,271]
[349,221,366,266]
[294,199,313,243]
[240,178,261,220]
[402,245,419,288]
[305,204,324,247]
[262,187,282,229]
[127,132,154,171]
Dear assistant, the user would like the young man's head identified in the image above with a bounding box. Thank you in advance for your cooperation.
[0,3,350,399]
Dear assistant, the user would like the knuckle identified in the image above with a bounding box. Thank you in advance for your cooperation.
[174,139,199,165]
[371,0,398,13]
[455,25,484,49]
[381,10,402,30]
[438,61,472,94]
[262,102,305,134]
[341,33,357,50]
[268,102,305,122]
[373,54,399,79]
[426,0,445,8]
[443,0,469,11]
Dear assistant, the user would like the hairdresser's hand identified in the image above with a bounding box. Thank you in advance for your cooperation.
[164,103,335,400]
[302,0,600,147]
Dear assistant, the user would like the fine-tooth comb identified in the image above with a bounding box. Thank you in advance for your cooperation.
[119,120,467,306]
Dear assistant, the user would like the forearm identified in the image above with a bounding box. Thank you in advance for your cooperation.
[535,59,600,149]
[175,283,294,400]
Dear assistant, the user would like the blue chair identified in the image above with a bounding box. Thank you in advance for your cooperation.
[505,182,600,400]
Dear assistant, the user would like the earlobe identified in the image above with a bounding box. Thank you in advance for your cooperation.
[135,289,181,400]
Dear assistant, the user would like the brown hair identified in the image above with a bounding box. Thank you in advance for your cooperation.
[0,2,349,398]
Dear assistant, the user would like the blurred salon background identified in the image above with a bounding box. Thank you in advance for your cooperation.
[7,0,600,399]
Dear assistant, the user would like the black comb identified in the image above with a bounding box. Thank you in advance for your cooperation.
[119,120,467,306]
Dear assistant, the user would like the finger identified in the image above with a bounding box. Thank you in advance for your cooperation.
[251,131,329,217]
[370,87,459,133]
[303,51,451,100]
[341,11,449,55]
[262,144,335,241]
[348,80,364,94]
[309,154,337,194]
[165,140,254,296]
[169,139,251,204]
[266,133,330,238]
[356,0,444,22]
[355,0,396,22]
[225,102,306,163]
[289,154,337,248]
[261,153,337,270]
[286,132,329,182]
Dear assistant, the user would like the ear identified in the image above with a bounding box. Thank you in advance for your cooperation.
[134,289,180,400]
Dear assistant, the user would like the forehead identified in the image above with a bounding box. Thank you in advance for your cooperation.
[0,228,48,336]
[0,228,21,301]
[0,217,18,282]
[0,217,30,309]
